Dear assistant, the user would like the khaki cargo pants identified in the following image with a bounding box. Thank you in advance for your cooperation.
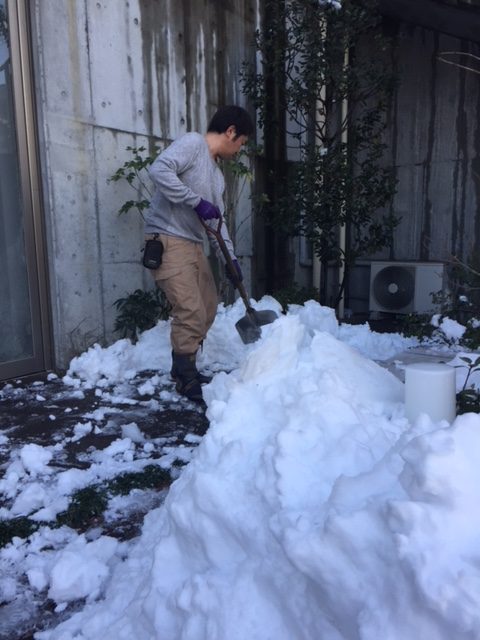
[148,234,218,355]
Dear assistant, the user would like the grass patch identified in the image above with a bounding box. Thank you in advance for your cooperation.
[0,516,40,548]
[56,486,108,530]
[0,464,174,548]
[106,465,171,495]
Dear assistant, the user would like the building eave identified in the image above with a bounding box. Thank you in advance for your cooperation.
[379,0,480,43]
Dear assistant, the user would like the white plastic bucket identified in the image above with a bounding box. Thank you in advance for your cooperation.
[404,362,456,423]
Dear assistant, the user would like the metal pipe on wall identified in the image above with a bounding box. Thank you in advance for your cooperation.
[337,47,349,320]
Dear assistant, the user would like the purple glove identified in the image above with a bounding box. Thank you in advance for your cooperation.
[194,199,221,220]
[227,259,243,284]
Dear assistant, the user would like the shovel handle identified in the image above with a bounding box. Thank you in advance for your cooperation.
[200,217,254,312]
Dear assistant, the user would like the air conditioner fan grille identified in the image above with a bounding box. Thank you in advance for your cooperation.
[372,265,415,311]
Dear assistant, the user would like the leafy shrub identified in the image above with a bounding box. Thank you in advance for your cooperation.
[400,257,480,350]
[400,313,435,341]
[113,288,171,342]
[460,322,480,351]
[456,355,480,414]
[272,283,320,313]
[108,146,158,218]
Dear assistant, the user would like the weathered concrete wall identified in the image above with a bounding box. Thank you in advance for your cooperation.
[32,0,256,368]
[376,23,480,263]
[345,21,480,313]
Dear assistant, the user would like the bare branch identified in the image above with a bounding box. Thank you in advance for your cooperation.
[449,254,480,278]
[472,169,480,184]
[437,51,480,75]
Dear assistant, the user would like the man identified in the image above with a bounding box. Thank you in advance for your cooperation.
[144,105,254,403]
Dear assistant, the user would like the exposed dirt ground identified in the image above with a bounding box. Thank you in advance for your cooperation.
[0,372,209,640]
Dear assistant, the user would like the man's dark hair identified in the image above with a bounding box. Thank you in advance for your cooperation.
[207,105,254,138]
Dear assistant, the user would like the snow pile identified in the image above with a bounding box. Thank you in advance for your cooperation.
[2,527,125,610]
[19,444,53,476]
[0,433,193,524]
[62,300,260,387]
[37,310,480,640]
[319,0,342,9]
[63,297,414,389]
[47,534,120,605]
[0,444,55,510]
[431,314,467,342]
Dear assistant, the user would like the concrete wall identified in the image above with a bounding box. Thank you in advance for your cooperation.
[346,21,480,313]
[32,0,257,369]
[376,23,480,263]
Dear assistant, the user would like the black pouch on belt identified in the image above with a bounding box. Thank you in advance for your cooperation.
[142,235,163,269]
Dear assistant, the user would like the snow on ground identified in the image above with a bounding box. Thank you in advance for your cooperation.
[2,297,480,639]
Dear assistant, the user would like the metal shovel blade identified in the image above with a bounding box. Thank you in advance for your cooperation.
[200,218,278,344]
[235,308,278,344]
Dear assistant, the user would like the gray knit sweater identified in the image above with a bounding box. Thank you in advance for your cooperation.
[144,132,235,259]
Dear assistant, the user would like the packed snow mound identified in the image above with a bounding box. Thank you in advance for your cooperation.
[63,297,415,388]
[63,298,284,387]
[38,313,480,640]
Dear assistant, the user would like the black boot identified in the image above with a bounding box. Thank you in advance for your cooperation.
[170,351,212,385]
[171,352,204,403]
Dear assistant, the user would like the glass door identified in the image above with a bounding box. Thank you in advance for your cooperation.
[0,1,51,380]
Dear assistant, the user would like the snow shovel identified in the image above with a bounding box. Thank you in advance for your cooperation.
[202,218,278,344]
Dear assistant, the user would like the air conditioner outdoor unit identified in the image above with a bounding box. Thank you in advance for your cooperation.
[369,261,445,314]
